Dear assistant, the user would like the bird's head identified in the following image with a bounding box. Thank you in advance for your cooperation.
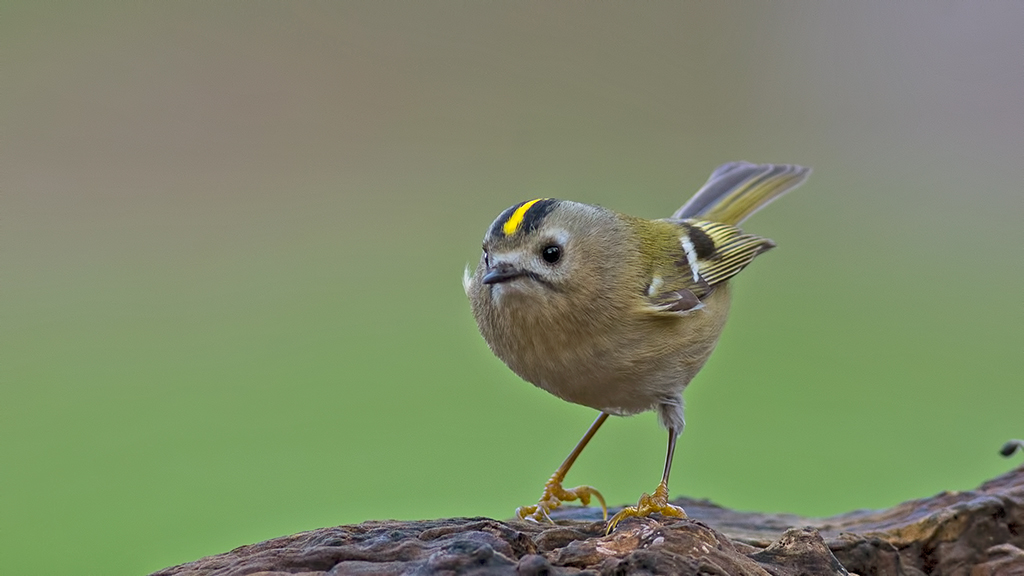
[464,198,627,309]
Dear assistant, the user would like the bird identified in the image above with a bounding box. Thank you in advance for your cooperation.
[463,162,810,531]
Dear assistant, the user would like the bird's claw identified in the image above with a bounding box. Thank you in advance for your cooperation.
[606,481,685,533]
[516,476,607,523]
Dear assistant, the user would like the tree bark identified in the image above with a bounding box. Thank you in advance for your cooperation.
[153,461,1024,576]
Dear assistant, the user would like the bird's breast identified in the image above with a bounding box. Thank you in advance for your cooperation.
[475,286,732,415]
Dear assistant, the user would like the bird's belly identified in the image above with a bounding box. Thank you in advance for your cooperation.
[502,331,707,416]
[534,369,670,416]
[494,289,732,416]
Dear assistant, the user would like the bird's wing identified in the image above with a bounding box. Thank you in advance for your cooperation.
[642,219,776,315]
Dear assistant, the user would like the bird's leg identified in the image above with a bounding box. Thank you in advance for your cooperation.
[516,412,609,522]
[606,427,686,533]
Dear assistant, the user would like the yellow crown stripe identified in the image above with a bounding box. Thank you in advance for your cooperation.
[503,198,547,236]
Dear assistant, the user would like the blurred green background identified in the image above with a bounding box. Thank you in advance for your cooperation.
[3,3,1023,574]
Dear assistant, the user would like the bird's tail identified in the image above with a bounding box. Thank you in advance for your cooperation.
[673,162,811,225]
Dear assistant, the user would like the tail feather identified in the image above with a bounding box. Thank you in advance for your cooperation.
[673,162,811,225]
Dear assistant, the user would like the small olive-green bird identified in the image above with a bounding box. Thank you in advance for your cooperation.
[463,162,810,531]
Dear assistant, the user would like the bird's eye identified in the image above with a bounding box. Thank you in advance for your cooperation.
[482,249,490,267]
[541,245,561,264]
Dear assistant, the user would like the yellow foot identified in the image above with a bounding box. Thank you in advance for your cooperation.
[516,475,607,523]
[606,481,686,533]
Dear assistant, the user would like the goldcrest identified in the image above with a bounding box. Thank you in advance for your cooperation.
[464,162,810,531]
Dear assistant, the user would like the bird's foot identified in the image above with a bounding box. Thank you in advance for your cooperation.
[606,481,685,533]
[516,475,607,523]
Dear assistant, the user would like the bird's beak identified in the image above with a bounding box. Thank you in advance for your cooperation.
[482,263,523,284]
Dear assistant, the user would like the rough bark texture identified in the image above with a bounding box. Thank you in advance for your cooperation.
[153,462,1024,576]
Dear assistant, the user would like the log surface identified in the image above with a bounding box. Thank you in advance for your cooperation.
[153,463,1024,576]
